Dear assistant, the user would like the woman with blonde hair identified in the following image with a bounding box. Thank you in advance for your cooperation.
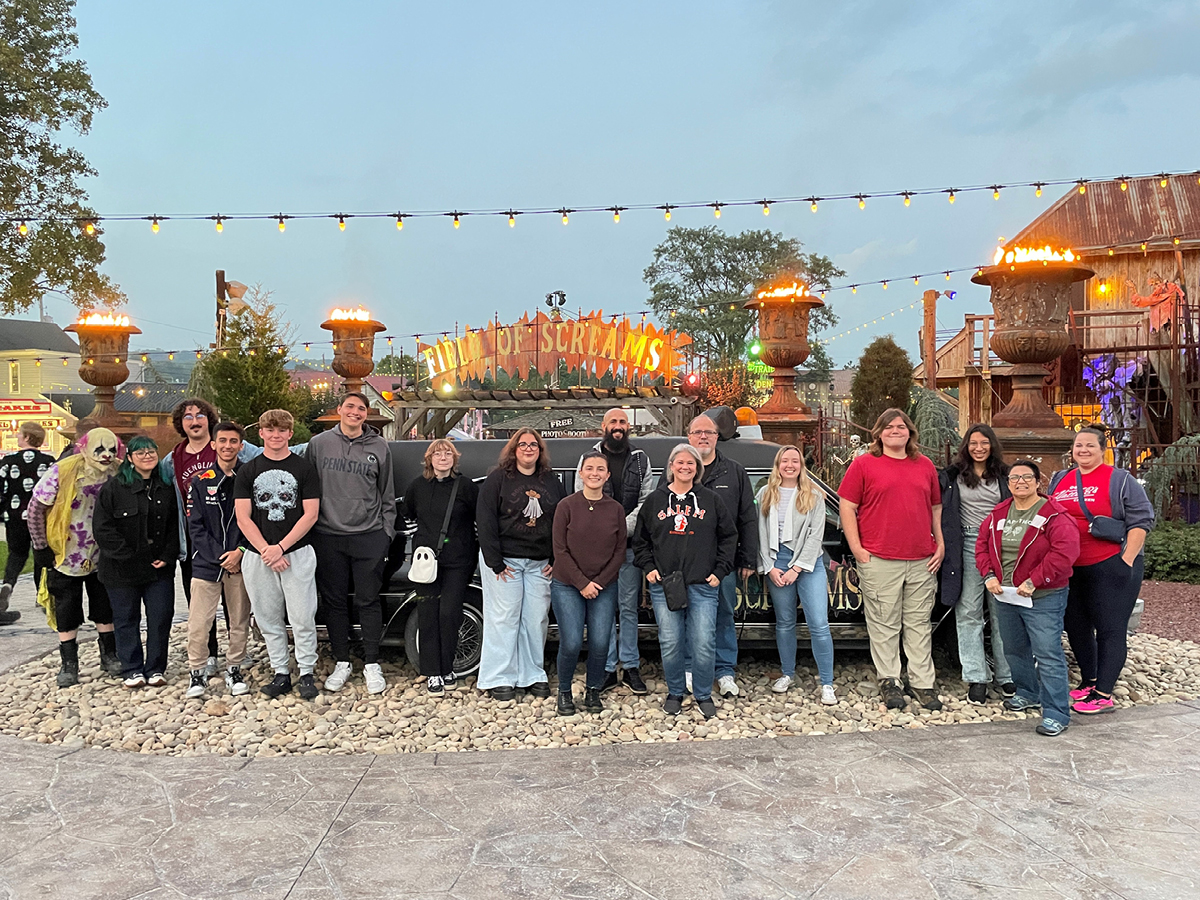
[756,445,836,703]
[403,438,479,694]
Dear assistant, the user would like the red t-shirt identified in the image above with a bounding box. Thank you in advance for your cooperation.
[838,452,942,560]
[1049,464,1120,566]
[172,441,217,516]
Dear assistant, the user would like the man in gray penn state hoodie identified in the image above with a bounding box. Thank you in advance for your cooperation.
[306,392,396,694]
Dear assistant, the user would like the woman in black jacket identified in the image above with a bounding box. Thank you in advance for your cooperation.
[403,439,479,695]
[633,443,737,719]
[94,435,179,688]
[939,424,1012,704]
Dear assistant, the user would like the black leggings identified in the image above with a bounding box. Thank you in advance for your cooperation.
[1063,552,1143,695]
[417,566,472,677]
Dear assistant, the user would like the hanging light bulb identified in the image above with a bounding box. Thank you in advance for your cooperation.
[902,192,912,207]
[85,221,95,235]
[761,200,770,216]
[17,220,28,235]
[1160,174,1169,187]
[277,216,286,232]
[1141,241,1148,251]
[948,190,956,204]
[609,206,624,223]
[711,202,722,218]
[1119,178,1129,191]
[62,357,69,365]
[1034,183,1044,198]
[215,216,224,233]
[1099,281,1108,294]
[992,185,1002,200]
[453,214,461,229]
[195,350,202,360]
[809,197,819,213]
[913,276,919,285]
[559,208,570,225]
[857,194,866,210]
[881,281,888,290]
[168,352,174,360]
[508,211,516,227]
[1108,247,1115,256]
[851,285,857,294]
[660,204,674,221]
[1174,236,1181,245]
[337,215,346,231]
[1077,180,1087,194]
[945,271,951,280]
[150,216,160,233]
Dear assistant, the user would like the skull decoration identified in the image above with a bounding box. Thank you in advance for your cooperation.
[253,469,299,521]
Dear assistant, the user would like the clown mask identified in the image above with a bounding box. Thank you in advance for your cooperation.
[82,428,121,476]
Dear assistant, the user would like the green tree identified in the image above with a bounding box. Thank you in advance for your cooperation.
[850,335,913,429]
[0,0,122,314]
[188,286,312,442]
[643,227,842,370]
[374,351,418,382]
[909,386,960,463]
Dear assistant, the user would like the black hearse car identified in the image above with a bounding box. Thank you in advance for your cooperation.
[322,436,954,677]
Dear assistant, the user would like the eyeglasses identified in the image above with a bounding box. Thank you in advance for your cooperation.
[516,442,539,450]
[431,450,454,457]
[130,448,159,458]
[689,429,718,437]
[1008,474,1037,483]
[182,413,207,422]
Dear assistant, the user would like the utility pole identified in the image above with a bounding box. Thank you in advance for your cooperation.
[922,289,939,392]
[215,270,228,350]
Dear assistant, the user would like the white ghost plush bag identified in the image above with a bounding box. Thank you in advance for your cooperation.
[409,477,460,584]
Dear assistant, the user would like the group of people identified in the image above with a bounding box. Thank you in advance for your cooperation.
[1,396,1154,733]
[840,408,1153,737]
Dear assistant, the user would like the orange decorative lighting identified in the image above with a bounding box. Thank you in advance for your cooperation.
[76,312,132,328]
[992,245,1077,266]
[329,307,371,322]
[756,281,811,301]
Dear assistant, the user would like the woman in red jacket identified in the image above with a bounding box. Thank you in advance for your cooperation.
[976,460,1080,736]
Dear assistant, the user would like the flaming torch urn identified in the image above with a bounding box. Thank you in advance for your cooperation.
[972,247,1094,470]
[320,307,387,394]
[64,312,142,437]
[743,278,823,447]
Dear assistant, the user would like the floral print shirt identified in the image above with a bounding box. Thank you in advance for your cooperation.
[30,464,106,576]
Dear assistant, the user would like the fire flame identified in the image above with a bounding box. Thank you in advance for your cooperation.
[76,312,131,328]
[992,245,1077,266]
[757,282,810,300]
[330,307,371,322]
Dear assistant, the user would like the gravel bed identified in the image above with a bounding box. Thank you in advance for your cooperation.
[2,623,1197,757]
[1139,580,1200,643]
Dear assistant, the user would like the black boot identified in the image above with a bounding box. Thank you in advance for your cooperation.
[97,631,122,676]
[557,691,576,716]
[57,639,79,687]
[584,687,603,714]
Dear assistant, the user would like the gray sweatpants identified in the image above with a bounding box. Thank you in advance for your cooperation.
[241,545,319,675]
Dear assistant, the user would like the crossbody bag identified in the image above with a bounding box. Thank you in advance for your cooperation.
[409,477,461,584]
[1075,468,1125,544]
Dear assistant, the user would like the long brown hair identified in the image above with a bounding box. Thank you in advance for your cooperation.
[759,445,820,516]
[954,423,1007,488]
[497,428,552,475]
[422,438,461,479]
[868,408,921,459]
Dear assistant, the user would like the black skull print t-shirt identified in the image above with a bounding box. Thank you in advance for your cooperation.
[233,452,321,553]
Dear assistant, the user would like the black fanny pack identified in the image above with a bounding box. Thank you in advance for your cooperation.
[661,570,689,611]
[1076,469,1125,544]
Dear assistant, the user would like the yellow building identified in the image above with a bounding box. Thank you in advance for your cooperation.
[0,318,91,455]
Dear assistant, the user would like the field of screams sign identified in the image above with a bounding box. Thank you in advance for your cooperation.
[418,312,691,387]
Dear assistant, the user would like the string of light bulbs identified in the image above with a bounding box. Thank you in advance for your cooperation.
[6,171,1198,235]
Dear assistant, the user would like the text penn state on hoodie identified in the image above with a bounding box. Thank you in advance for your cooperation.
[305,424,396,539]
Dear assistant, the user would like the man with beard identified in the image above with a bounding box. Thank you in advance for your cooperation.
[27,428,124,686]
[574,408,655,694]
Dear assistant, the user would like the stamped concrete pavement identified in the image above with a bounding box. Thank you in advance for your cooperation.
[2,573,1199,899]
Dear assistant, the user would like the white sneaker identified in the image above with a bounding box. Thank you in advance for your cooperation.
[324,661,353,692]
[821,684,838,706]
[717,675,740,698]
[364,663,386,695]
[685,671,693,693]
[203,656,218,678]
[771,675,793,694]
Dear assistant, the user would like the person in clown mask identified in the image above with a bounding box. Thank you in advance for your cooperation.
[27,427,124,687]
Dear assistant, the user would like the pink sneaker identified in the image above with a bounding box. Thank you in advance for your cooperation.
[1072,691,1115,715]
[1069,683,1096,701]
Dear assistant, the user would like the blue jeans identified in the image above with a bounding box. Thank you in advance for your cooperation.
[683,571,738,679]
[108,578,175,678]
[552,579,617,690]
[650,581,719,701]
[477,555,551,690]
[605,548,643,672]
[765,545,834,685]
[956,530,1011,684]
[993,587,1070,726]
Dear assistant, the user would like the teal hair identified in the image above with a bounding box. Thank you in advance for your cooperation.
[117,435,167,486]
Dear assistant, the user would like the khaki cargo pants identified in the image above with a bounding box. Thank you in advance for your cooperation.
[856,556,937,689]
[187,573,251,671]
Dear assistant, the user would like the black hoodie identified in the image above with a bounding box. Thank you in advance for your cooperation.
[633,482,738,585]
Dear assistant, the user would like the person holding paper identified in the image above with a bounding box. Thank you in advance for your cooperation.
[976,460,1080,736]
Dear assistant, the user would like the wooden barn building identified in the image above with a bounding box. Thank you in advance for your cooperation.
[917,174,1200,450]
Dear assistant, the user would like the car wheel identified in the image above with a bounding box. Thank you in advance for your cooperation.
[403,595,484,677]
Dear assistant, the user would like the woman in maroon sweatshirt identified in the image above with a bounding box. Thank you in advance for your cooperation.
[551,451,627,715]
